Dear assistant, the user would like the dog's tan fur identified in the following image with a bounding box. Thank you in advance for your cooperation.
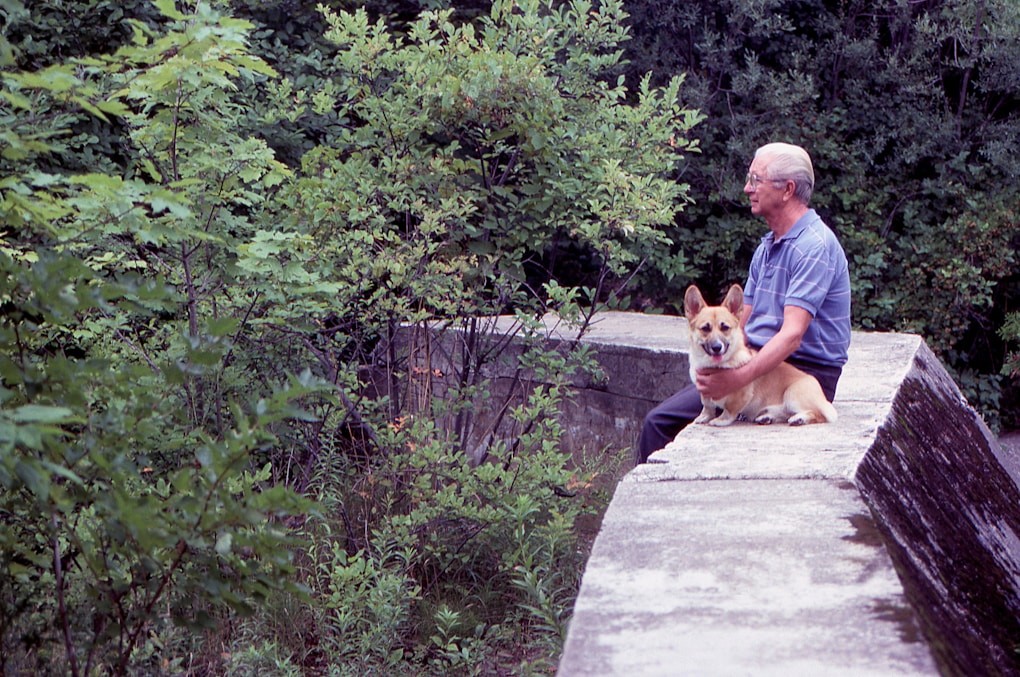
[685,283,838,427]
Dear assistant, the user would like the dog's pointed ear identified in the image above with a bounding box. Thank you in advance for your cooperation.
[723,284,744,316]
[684,285,705,321]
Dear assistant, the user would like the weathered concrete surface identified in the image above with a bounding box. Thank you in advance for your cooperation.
[562,480,931,677]
[551,313,1020,676]
[526,313,695,468]
[1002,431,1020,477]
[855,343,1020,676]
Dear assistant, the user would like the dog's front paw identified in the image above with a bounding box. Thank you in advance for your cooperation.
[754,414,774,425]
[708,416,736,427]
[694,406,717,424]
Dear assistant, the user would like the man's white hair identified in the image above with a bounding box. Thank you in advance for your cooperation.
[756,142,814,204]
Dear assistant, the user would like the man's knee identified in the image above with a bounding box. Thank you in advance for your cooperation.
[642,407,665,429]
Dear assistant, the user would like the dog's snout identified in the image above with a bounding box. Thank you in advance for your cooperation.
[707,339,726,355]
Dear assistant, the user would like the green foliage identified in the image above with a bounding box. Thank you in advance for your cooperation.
[269,0,699,313]
[224,640,304,677]
[1003,313,1020,381]
[2,0,699,673]
[0,3,322,673]
[0,246,318,674]
[318,546,421,671]
[8,2,1020,676]
[1001,311,1020,429]
[217,1,699,670]
[3,0,160,67]
[293,323,595,674]
[621,0,1020,426]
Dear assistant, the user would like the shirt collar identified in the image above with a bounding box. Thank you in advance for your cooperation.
[762,208,819,245]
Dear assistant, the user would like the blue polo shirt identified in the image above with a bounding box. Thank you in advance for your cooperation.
[743,209,851,367]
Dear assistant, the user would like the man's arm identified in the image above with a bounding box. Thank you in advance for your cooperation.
[695,305,812,400]
[739,302,753,330]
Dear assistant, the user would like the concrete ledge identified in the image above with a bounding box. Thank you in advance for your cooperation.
[554,313,1020,676]
[562,480,930,676]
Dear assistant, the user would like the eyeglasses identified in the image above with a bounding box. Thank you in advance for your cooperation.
[745,172,788,191]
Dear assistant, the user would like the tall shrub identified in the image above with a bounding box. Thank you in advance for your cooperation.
[3,0,703,672]
[229,0,702,671]
[1,3,318,672]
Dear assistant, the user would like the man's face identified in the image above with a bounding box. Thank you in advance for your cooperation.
[744,155,784,219]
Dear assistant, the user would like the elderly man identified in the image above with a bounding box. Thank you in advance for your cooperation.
[636,142,852,463]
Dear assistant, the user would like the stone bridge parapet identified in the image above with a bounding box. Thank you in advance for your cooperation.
[536,313,1020,676]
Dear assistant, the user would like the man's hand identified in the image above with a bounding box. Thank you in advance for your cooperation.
[696,306,814,401]
[695,366,751,401]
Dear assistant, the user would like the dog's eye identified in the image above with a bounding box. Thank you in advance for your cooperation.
[720,323,730,331]
[699,323,711,333]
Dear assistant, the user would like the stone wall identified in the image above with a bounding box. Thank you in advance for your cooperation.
[404,312,1020,674]
[854,342,1020,675]
[397,314,690,467]
[497,313,1020,676]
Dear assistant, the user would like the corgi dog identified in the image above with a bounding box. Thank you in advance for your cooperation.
[684,283,838,427]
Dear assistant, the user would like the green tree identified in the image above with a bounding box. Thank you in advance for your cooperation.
[2,0,702,672]
[1,2,319,672]
[228,1,700,671]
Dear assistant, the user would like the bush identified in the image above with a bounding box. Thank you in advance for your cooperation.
[2,0,700,672]
[1,3,320,673]
[223,0,700,671]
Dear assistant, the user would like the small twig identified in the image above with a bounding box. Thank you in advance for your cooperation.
[51,511,81,677]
